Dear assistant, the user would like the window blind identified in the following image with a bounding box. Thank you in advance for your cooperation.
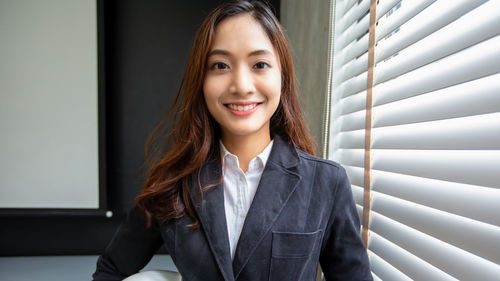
[326,0,500,280]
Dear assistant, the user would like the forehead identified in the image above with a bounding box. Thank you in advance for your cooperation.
[210,14,275,53]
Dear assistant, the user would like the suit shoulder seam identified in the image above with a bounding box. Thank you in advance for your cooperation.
[297,150,341,169]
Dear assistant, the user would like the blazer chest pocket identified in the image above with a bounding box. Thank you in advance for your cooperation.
[269,230,323,281]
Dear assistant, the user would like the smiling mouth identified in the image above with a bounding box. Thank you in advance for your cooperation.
[224,102,262,115]
[226,103,258,111]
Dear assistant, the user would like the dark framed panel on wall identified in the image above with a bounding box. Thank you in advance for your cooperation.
[0,0,108,216]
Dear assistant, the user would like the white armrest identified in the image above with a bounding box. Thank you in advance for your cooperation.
[123,270,182,281]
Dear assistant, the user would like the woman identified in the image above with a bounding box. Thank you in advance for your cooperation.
[93,1,372,280]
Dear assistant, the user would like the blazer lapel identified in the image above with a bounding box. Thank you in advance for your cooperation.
[189,158,235,281]
[232,137,302,279]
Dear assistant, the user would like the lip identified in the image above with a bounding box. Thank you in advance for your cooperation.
[225,101,262,106]
[224,102,262,116]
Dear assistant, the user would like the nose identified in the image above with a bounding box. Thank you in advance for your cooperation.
[230,66,256,95]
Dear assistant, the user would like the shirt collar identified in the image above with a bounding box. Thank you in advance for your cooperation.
[220,139,274,171]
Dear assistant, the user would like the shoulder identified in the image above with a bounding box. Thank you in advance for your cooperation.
[293,149,352,212]
[296,149,345,173]
[294,149,348,193]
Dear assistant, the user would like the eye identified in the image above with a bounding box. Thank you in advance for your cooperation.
[253,62,270,69]
[210,62,229,70]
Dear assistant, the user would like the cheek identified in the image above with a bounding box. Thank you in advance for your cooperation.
[268,71,282,103]
[203,79,217,106]
[202,79,225,124]
[203,76,225,103]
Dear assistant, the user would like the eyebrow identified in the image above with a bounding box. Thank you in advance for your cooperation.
[207,49,272,57]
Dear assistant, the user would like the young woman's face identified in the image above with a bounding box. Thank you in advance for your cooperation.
[203,14,281,141]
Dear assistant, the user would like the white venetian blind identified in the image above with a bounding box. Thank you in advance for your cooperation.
[326,0,500,280]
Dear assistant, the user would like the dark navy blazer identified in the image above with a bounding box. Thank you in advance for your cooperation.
[93,137,372,281]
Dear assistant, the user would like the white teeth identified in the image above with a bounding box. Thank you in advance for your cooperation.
[228,103,257,111]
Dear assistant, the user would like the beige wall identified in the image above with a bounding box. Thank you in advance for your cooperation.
[280,0,331,155]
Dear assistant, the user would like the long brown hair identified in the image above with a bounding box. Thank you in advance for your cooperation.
[136,0,315,226]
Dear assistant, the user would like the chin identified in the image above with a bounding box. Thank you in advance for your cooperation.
[222,126,266,138]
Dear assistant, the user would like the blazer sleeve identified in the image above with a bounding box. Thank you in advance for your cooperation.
[319,166,373,281]
[92,206,164,281]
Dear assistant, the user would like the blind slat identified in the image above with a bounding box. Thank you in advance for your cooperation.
[372,150,500,188]
[337,0,358,17]
[375,0,500,84]
[338,71,368,98]
[337,0,370,47]
[371,211,500,280]
[351,184,364,206]
[338,90,366,115]
[334,33,369,72]
[375,0,486,62]
[371,272,382,281]
[333,149,364,169]
[336,129,364,149]
[369,231,457,281]
[371,190,500,264]
[375,0,436,42]
[372,73,500,127]
[372,113,500,150]
[376,0,401,21]
[338,109,365,132]
[338,52,368,83]
[356,204,364,226]
[373,35,500,106]
[372,170,500,227]
[368,250,413,281]
[343,165,364,187]
[338,13,369,54]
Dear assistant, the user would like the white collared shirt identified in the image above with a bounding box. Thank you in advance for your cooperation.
[220,140,274,260]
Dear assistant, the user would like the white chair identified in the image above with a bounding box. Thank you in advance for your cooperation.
[123,270,182,281]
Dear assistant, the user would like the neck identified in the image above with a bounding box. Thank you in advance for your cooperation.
[221,131,271,173]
